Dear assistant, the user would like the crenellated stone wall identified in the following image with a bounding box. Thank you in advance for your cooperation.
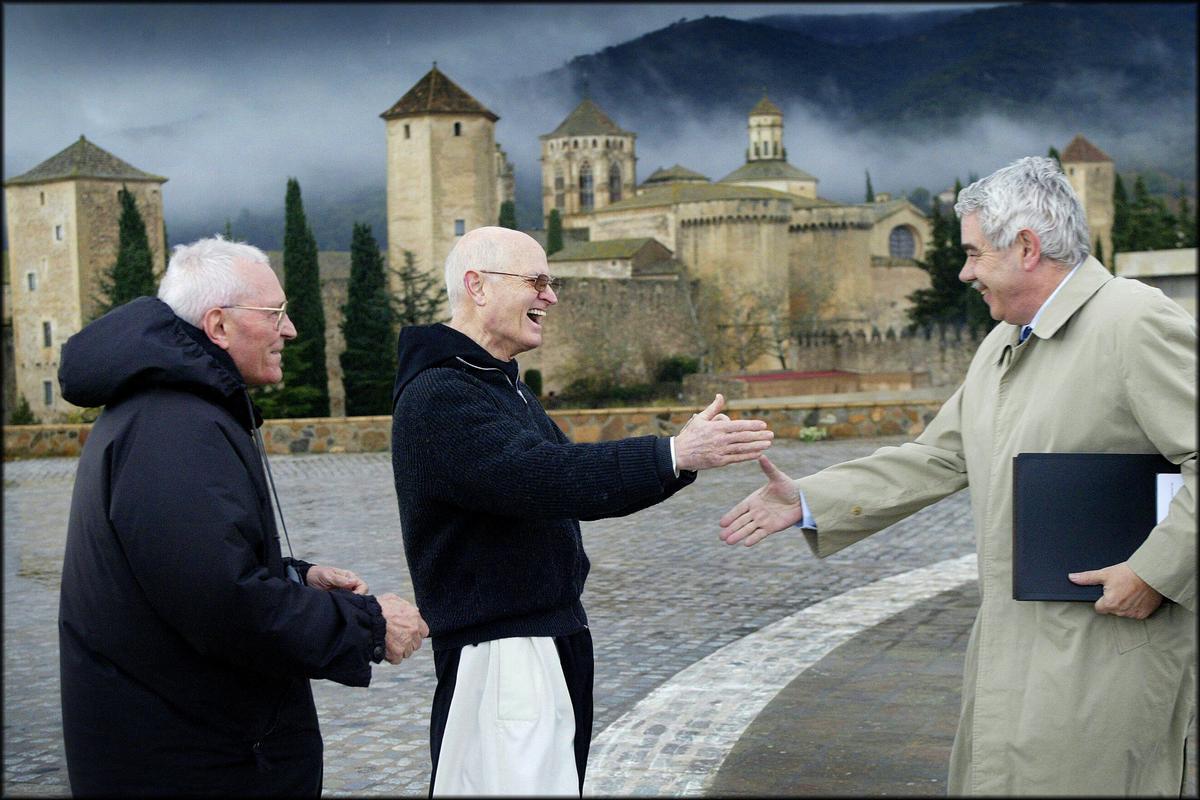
[4,390,952,459]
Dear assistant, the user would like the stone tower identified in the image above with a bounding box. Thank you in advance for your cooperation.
[3,135,166,420]
[381,64,499,298]
[1060,134,1115,266]
[746,94,785,162]
[540,98,637,229]
[720,94,818,199]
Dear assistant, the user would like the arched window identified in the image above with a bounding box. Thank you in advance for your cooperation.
[579,162,594,210]
[888,225,916,259]
[608,162,622,203]
[554,168,565,210]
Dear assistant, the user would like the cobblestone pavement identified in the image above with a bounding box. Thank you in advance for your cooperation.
[4,437,1194,796]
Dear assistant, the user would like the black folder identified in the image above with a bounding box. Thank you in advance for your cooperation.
[1012,453,1182,602]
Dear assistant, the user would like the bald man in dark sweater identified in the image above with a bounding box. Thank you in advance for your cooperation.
[391,226,774,796]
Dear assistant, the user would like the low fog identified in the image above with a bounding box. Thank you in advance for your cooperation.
[4,4,1193,242]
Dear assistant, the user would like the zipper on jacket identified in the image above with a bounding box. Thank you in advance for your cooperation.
[454,356,528,405]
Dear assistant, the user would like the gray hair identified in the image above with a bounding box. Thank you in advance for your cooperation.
[444,226,518,309]
[954,156,1090,268]
[157,235,270,326]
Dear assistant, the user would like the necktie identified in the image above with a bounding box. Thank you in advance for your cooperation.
[1018,325,1033,344]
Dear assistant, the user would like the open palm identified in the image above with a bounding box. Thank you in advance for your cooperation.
[719,455,803,546]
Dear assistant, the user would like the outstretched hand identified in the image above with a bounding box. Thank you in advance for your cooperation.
[719,455,803,546]
[674,394,773,471]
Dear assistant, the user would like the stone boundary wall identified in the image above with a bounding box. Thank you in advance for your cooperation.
[3,393,949,459]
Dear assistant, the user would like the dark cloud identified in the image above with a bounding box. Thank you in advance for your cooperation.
[12,1,1174,242]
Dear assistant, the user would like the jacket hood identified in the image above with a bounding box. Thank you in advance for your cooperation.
[392,323,519,405]
[59,297,253,424]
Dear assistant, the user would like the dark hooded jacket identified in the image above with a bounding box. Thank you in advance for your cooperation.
[391,323,696,651]
[57,297,387,797]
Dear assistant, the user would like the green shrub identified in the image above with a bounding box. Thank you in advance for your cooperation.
[8,394,39,425]
[798,426,827,442]
[524,369,543,396]
[655,355,700,384]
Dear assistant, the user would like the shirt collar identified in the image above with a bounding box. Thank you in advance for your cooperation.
[1025,260,1082,335]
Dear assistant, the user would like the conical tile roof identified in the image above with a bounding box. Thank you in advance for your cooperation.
[750,94,782,117]
[5,135,167,186]
[380,63,498,121]
[1060,134,1112,163]
[543,98,632,138]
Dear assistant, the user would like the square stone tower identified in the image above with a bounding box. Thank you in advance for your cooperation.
[4,135,166,420]
[381,64,500,300]
[1060,134,1115,266]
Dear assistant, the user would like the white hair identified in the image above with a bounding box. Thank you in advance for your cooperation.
[157,235,270,326]
[954,156,1090,268]
[443,226,526,309]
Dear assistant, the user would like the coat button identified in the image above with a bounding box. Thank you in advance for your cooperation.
[851,506,862,516]
[373,646,384,661]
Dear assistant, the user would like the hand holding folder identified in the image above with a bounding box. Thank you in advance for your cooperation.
[1012,453,1182,602]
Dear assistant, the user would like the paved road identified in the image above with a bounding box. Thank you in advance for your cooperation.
[3,437,1194,796]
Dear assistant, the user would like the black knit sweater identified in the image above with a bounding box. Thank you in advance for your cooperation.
[391,323,696,650]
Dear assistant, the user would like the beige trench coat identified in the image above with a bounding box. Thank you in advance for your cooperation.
[797,258,1196,795]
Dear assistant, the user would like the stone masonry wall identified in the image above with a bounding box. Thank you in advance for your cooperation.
[4,393,950,459]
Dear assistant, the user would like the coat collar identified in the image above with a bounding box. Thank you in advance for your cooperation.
[1027,256,1112,342]
[993,256,1112,364]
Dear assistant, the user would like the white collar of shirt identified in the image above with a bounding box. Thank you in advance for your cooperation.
[1024,260,1083,336]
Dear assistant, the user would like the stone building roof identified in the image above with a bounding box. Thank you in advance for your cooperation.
[380,63,498,121]
[602,181,793,212]
[719,159,817,184]
[549,237,660,261]
[750,95,783,117]
[5,136,167,186]
[1061,134,1112,163]
[543,98,632,139]
[642,164,710,186]
[867,196,925,221]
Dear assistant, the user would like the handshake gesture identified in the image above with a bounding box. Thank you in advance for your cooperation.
[305,565,430,664]
[674,394,775,471]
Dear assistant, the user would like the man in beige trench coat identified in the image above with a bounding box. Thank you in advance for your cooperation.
[719,156,1196,796]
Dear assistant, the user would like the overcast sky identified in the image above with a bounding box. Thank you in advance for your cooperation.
[9,1,1175,238]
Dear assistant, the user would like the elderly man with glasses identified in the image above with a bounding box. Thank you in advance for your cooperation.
[57,235,429,796]
[390,225,775,796]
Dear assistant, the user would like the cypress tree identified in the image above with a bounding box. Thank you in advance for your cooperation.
[340,223,396,416]
[546,209,564,255]
[1175,186,1196,248]
[264,178,329,418]
[1047,146,1062,168]
[163,220,170,269]
[865,170,875,202]
[393,250,444,326]
[1112,173,1131,255]
[96,186,157,315]
[498,200,518,230]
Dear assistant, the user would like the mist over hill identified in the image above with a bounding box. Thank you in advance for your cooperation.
[171,3,1195,250]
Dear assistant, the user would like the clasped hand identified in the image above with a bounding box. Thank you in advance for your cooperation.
[307,564,430,663]
[674,394,774,471]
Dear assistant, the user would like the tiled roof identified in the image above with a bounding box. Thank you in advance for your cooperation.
[5,136,167,186]
[643,164,710,185]
[548,238,659,261]
[1060,134,1112,163]
[543,99,632,138]
[380,64,498,121]
[601,182,793,212]
[867,197,924,221]
[750,95,783,117]
[720,159,818,184]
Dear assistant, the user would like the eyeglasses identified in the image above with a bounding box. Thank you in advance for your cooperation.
[479,270,557,292]
[221,301,289,331]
